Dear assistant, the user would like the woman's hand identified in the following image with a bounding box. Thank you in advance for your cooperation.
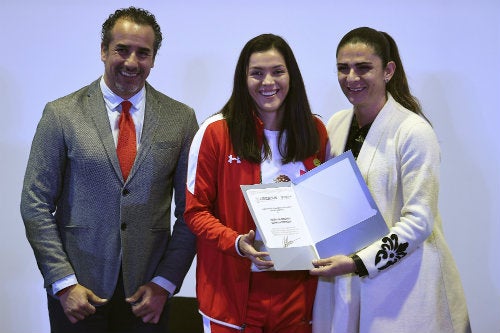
[238,230,274,270]
[310,255,357,277]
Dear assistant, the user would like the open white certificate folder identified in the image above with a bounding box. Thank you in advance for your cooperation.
[241,151,389,271]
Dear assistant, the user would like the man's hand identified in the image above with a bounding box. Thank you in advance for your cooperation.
[309,255,356,277]
[238,230,274,271]
[59,284,108,323]
[126,282,169,324]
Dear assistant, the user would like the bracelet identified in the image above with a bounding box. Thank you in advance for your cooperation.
[351,254,369,277]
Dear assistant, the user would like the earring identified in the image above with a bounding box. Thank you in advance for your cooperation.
[384,77,390,83]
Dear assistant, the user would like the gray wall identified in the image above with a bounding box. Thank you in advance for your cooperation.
[1,1,498,332]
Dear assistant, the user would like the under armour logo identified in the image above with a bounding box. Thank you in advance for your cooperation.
[228,154,241,164]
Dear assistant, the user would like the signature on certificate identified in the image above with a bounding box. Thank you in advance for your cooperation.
[283,235,301,248]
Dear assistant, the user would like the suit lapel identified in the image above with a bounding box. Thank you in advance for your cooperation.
[86,79,124,181]
[357,96,396,179]
[331,111,353,157]
[128,84,159,180]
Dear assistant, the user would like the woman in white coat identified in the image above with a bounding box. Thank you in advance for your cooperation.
[310,27,471,333]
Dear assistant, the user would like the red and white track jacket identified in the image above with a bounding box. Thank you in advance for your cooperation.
[185,113,329,329]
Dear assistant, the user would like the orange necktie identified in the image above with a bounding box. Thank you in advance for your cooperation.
[116,101,136,180]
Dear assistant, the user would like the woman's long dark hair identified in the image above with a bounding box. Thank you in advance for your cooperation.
[337,27,430,123]
[221,33,320,163]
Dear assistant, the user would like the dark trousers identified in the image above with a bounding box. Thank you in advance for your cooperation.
[47,274,170,333]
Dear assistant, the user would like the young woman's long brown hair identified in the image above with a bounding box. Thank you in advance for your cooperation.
[221,33,320,164]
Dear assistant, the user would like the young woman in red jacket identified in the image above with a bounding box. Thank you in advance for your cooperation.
[185,34,329,333]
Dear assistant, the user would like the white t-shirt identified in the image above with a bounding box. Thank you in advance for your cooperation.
[251,130,306,272]
[260,129,306,184]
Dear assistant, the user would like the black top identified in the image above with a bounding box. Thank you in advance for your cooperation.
[344,114,372,159]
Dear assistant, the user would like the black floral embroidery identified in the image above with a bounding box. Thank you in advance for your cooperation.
[375,234,408,271]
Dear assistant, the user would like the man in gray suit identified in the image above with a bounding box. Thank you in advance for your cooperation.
[20,7,198,332]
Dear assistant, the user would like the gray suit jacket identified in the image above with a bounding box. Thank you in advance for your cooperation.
[20,79,198,299]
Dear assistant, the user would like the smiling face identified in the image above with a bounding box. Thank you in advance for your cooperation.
[247,48,290,128]
[336,42,395,117]
[101,18,156,99]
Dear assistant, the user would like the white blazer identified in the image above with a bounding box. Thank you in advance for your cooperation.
[313,95,470,333]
